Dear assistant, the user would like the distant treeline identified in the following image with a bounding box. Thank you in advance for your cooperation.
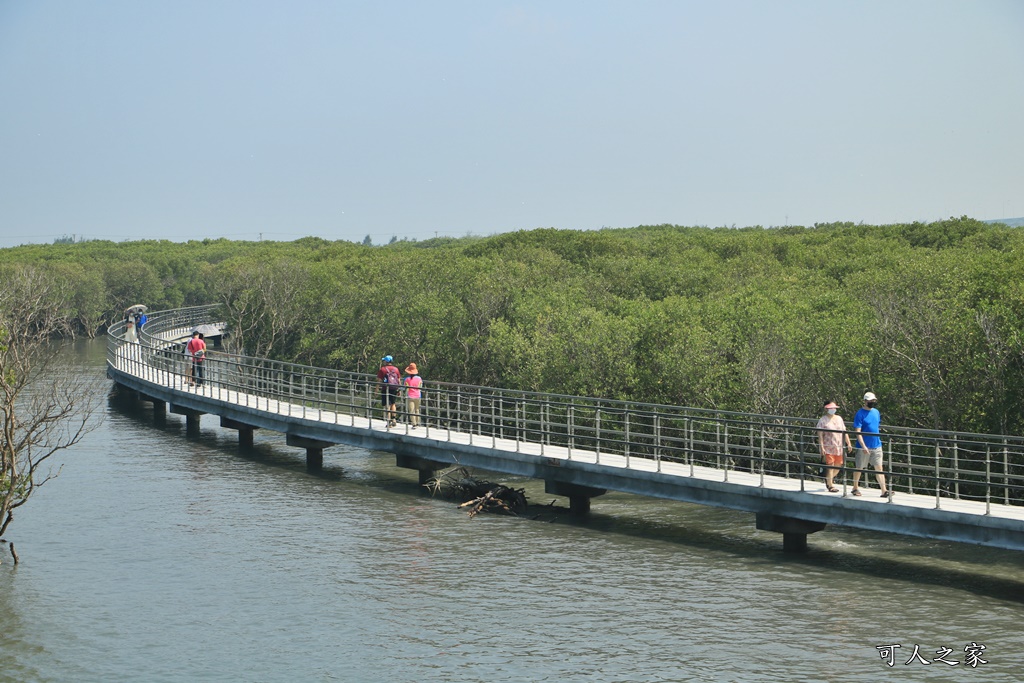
[2,217,1022,435]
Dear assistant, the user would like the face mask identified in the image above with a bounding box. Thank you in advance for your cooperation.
[827,408,837,415]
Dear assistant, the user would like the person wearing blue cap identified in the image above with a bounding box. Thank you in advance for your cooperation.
[377,355,401,427]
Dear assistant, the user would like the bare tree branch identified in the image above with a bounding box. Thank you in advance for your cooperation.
[0,265,103,546]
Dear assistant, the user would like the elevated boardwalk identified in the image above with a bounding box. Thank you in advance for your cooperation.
[108,306,1024,552]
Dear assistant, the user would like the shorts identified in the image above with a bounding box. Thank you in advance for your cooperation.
[381,386,398,406]
[856,447,883,469]
[823,453,844,467]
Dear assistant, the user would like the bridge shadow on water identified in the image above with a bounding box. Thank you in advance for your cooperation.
[108,390,1024,605]
[570,503,1024,605]
[108,389,348,483]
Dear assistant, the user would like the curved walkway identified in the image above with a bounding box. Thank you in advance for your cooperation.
[107,306,1024,552]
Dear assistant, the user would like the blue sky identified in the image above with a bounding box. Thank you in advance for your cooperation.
[1,1,1022,246]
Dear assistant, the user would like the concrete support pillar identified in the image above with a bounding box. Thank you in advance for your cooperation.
[286,434,335,472]
[170,405,206,434]
[569,495,591,515]
[306,447,324,470]
[395,454,448,485]
[220,417,258,449]
[545,481,607,517]
[151,399,166,417]
[783,533,808,553]
[755,512,827,553]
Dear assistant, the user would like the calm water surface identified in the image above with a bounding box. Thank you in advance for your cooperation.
[0,340,1021,682]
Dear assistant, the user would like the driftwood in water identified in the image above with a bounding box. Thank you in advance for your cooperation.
[424,466,528,517]
[0,539,17,565]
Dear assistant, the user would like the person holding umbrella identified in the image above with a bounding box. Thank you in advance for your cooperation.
[124,304,147,343]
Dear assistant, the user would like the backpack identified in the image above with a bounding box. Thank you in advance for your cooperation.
[382,365,400,385]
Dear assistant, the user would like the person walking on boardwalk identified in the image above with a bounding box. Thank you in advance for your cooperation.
[816,401,853,493]
[852,391,890,497]
[377,355,401,427]
[186,331,207,387]
[403,363,423,429]
[124,310,137,342]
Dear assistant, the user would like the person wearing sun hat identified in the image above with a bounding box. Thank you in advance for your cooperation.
[403,363,423,428]
[816,400,853,493]
[853,391,890,497]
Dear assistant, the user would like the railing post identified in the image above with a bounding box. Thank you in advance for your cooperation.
[798,426,806,492]
[515,400,521,453]
[953,435,960,499]
[683,417,690,469]
[723,423,729,483]
[499,394,505,441]
[347,376,354,426]
[624,409,630,468]
[688,418,695,476]
[934,442,941,510]
[1004,439,1010,505]
[784,429,791,480]
[595,408,602,464]
[491,391,496,444]
[654,412,661,473]
[985,444,992,516]
[886,440,893,503]
[759,427,765,487]
[366,379,372,425]
[568,404,574,460]
[716,423,722,473]
[907,439,914,495]
[749,424,754,477]
[540,399,546,455]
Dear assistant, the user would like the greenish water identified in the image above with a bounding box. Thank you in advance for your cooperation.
[0,339,1021,682]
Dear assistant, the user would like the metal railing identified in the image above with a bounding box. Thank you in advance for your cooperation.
[108,306,1024,513]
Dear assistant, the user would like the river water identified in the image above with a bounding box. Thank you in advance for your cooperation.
[0,340,1021,682]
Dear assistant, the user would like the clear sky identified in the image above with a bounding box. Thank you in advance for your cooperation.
[1,1,1022,247]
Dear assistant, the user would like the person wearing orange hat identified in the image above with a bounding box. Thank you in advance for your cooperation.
[403,363,423,428]
[816,400,853,493]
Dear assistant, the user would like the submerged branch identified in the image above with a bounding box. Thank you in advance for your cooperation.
[424,466,528,517]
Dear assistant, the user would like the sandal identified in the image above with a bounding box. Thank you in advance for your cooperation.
[827,487,839,493]
[851,488,862,496]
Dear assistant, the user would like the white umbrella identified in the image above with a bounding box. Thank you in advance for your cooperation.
[126,304,148,313]
[190,324,221,337]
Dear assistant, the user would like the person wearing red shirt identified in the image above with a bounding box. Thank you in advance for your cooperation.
[185,331,207,387]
